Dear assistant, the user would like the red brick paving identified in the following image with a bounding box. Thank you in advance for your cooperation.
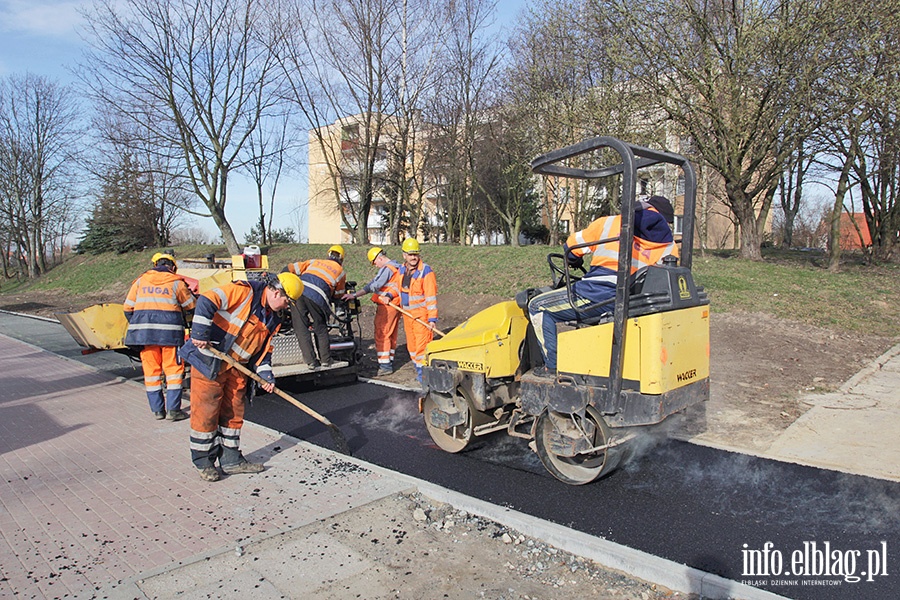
[0,334,406,598]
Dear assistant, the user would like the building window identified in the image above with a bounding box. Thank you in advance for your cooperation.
[560,219,570,234]
[676,175,685,196]
[341,124,359,151]
[673,215,684,235]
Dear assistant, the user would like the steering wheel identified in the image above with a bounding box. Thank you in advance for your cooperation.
[547,253,586,288]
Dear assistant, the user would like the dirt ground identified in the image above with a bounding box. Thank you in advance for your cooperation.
[2,288,897,599]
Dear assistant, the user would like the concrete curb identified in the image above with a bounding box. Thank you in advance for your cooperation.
[838,341,900,393]
[260,421,787,600]
[0,308,60,323]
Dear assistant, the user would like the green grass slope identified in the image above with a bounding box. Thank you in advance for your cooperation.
[3,244,899,338]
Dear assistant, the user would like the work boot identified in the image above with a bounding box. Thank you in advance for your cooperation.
[197,467,220,482]
[153,411,166,420]
[376,366,393,376]
[166,409,188,422]
[221,459,265,475]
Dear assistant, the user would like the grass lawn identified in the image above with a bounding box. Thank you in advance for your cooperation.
[3,243,898,338]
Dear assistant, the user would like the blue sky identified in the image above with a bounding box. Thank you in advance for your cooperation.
[0,0,529,244]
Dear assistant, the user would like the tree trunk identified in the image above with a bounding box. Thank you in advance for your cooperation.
[828,155,854,271]
[731,189,763,260]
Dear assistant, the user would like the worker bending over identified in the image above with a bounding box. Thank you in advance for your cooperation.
[343,247,402,376]
[396,238,438,382]
[286,245,346,368]
[124,251,196,421]
[179,272,303,482]
[528,196,678,375]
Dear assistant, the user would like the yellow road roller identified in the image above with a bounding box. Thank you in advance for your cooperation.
[420,136,710,484]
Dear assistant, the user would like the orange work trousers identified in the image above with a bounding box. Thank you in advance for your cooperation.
[139,345,184,413]
[374,304,401,368]
[402,309,434,369]
[188,365,247,469]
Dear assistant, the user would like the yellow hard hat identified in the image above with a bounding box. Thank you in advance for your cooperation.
[367,247,384,264]
[401,238,420,254]
[276,272,304,300]
[328,245,345,259]
[151,252,176,266]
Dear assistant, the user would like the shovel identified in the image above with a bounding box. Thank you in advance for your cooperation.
[387,303,446,337]
[206,346,352,456]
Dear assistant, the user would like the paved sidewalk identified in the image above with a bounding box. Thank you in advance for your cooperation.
[765,342,900,481]
[0,334,407,599]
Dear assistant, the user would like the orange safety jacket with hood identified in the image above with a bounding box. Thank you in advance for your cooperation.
[564,207,677,299]
[124,267,196,346]
[177,280,282,381]
[287,258,346,308]
[397,262,438,323]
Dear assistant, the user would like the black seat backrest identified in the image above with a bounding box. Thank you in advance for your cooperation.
[576,265,709,327]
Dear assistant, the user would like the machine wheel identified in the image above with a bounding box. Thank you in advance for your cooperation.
[534,406,623,485]
[423,390,475,453]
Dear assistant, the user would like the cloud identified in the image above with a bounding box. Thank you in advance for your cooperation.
[0,0,85,39]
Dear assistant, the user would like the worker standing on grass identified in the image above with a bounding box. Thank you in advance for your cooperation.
[396,238,438,382]
[285,245,347,368]
[342,247,401,376]
[528,196,678,376]
[124,251,196,422]
[178,272,303,482]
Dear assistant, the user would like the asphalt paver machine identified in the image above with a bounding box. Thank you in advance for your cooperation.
[57,251,362,385]
[420,136,710,484]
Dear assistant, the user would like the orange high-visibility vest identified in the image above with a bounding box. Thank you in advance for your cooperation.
[568,214,678,280]
[124,268,196,346]
[288,258,346,304]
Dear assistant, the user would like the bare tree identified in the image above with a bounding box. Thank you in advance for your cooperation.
[80,0,286,254]
[0,74,82,279]
[600,0,832,260]
[243,111,299,245]
[381,0,444,244]
[817,0,900,266]
[275,0,404,244]
[425,0,501,245]
[502,0,652,245]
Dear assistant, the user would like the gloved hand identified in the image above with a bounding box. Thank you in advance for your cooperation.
[566,253,584,268]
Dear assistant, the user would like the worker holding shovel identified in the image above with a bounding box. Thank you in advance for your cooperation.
[178,272,304,482]
[395,238,439,383]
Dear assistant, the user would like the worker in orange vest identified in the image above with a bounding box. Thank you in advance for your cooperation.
[124,251,196,421]
[528,196,678,376]
[395,238,438,382]
[179,272,303,482]
[343,247,401,376]
[286,245,346,368]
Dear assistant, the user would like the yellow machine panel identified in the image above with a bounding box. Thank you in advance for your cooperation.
[176,268,234,294]
[557,305,709,394]
[230,254,269,281]
[56,303,129,351]
[426,301,529,377]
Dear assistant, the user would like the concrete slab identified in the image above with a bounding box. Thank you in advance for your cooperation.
[764,343,900,482]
